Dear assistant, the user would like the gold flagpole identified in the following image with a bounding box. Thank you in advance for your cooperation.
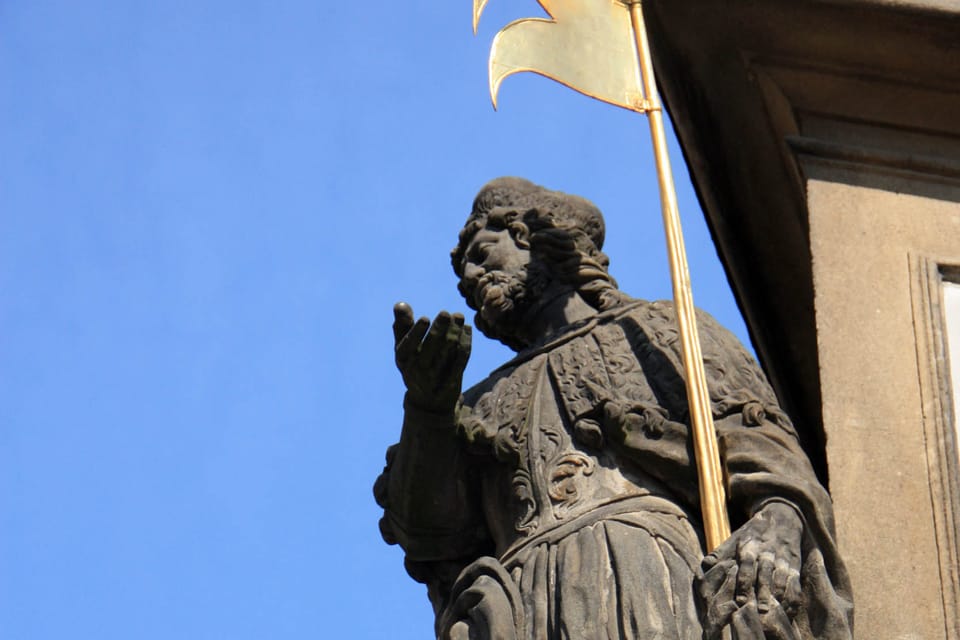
[474,0,731,551]
[626,0,730,551]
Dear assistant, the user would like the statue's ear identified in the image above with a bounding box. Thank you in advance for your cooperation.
[510,222,531,249]
[509,209,536,249]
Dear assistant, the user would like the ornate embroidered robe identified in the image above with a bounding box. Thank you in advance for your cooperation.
[378,299,853,639]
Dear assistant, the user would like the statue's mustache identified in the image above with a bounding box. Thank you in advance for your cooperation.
[479,268,524,295]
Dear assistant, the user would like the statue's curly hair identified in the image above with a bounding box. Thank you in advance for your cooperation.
[451,177,628,312]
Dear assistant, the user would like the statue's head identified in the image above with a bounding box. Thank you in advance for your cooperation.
[451,177,625,349]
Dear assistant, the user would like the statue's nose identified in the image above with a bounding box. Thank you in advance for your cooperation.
[463,262,484,282]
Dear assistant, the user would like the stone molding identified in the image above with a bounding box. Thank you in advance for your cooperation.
[910,256,960,640]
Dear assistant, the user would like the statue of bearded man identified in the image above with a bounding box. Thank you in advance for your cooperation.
[375,178,853,640]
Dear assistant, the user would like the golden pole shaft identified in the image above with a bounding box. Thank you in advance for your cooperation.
[627,0,731,551]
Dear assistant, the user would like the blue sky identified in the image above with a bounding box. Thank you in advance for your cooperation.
[0,2,750,638]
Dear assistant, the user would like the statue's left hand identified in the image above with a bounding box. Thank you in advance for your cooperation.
[699,501,803,639]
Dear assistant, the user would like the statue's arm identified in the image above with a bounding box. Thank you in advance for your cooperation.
[374,304,490,612]
[376,397,487,559]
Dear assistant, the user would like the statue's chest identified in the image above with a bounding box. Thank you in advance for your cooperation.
[463,331,661,553]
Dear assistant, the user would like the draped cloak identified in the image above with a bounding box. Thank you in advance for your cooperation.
[376,299,853,640]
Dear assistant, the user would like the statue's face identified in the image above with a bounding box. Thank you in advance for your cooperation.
[458,226,535,339]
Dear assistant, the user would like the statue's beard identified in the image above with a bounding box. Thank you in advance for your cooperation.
[477,271,523,325]
[472,265,550,350]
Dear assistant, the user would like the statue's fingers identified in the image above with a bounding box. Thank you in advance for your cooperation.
[702,564,739,639]
[699,558,736,598]
[452,325,472,373]
[781,570,803,617]
[435,321,470,381]
[755,552,776,613]
[705,531,739,566]
[419,311,452,366]
[395,316,430,365]
[393,302,416,344]
[730,602,764,640]
[760,604,800,640]
[735,545,758,606]
[444,313,466,350]
[771,558,791,602]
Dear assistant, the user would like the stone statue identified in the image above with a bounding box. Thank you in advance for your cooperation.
[374,178,853,639]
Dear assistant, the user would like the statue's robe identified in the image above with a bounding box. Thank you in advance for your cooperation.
[377,299,853,640]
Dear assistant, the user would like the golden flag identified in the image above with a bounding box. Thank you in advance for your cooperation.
[474,0,648,112]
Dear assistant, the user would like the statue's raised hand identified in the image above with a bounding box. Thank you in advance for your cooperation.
[699,501,804,639]
[393,302,472,415]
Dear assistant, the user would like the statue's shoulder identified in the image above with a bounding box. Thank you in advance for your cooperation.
[458,356,534,447]
[597,296,680,340]
[461,356,524,408]
[609,296,751,356]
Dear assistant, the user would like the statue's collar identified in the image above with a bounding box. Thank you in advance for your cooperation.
[491,299,645,373]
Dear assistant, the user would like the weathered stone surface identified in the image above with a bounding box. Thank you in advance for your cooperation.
[374,178,852,639]
[808,179,960,640]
